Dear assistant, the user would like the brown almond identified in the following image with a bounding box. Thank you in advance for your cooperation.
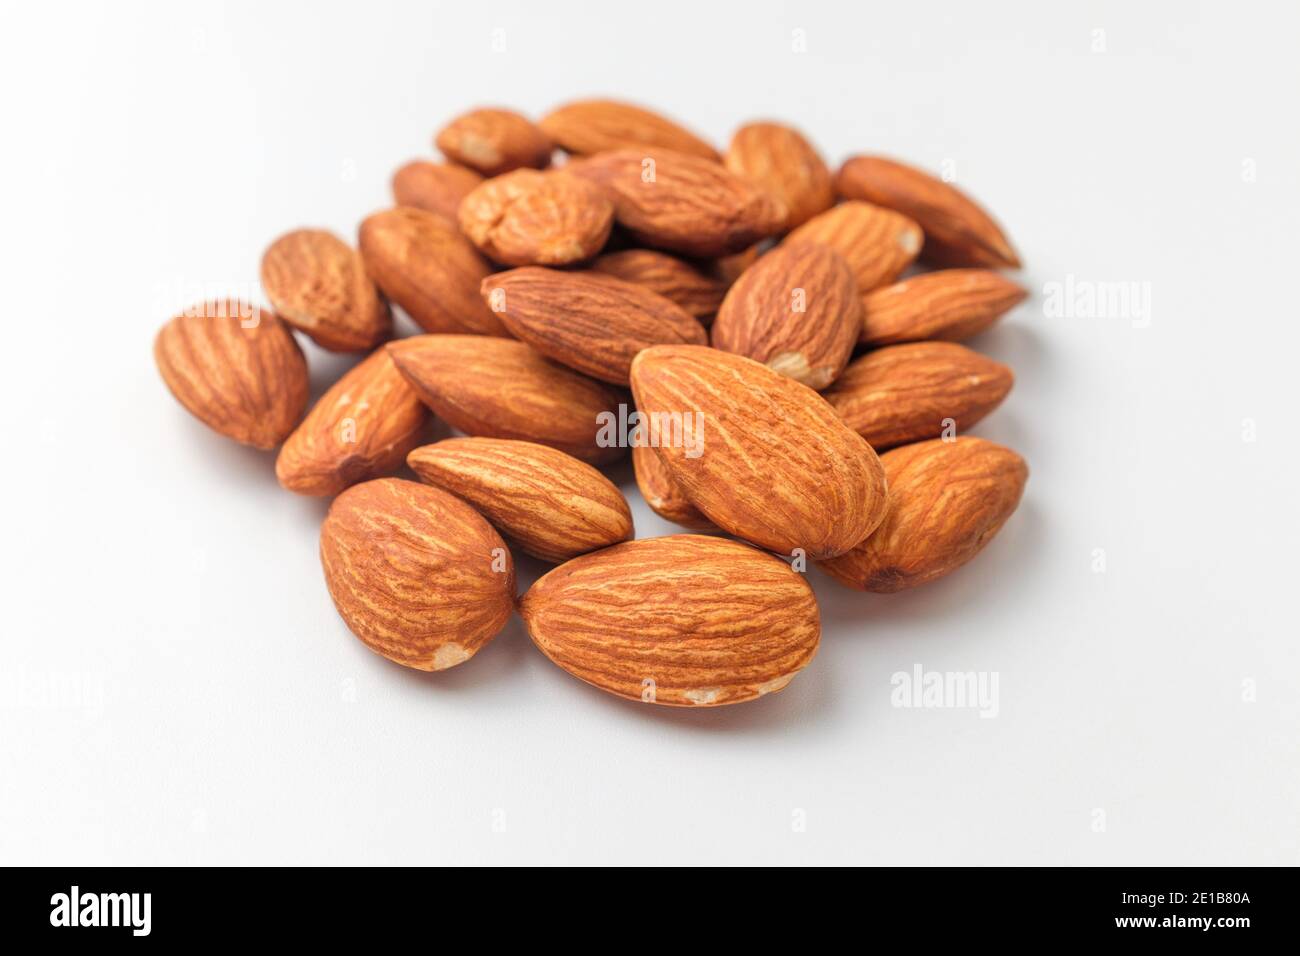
[457,169,613,266]
[434,107,552,176]
[591,249,727,320]
[860,269,1028,346]
[725,121,834,230]
[539,99,719,161]
[784,201,922,293]
[632,443,717,531]
[391,160,484,221]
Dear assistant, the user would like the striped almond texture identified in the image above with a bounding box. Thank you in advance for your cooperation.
[632,443,717,531]
[457,169,613,267]
[860,269,1027,346]
[783,201,922,293]
[391,160,484,222]
[434,107,553,176]
[724,121,835,230]
[591,249,728,320]
[539,99,719,161]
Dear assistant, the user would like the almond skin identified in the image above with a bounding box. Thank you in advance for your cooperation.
[817,438,1027,592]
[408,437,633,563]
[276,349,428,496]
[391,160,483,221]
[481,267,707,385]
[320,478,515,670]
[725,121,834,230]
[822,342,1014,450]
[835,156,1021,269]
[387,335,625,464]
[519,535,819,707]
[358,207,508,337]
[591,249,727,320]
[860,269,1028,346]
[629,345,888,559]
[434,108,552,176]
[539,98,719,161]
[154,300,308,449]
[710,241,861,389]
[457,169,613,266]
[567,148,785,258]
[783,201,922,293]
[632,443,717,531]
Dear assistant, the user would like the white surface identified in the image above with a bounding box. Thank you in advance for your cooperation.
[2,0,1297,866]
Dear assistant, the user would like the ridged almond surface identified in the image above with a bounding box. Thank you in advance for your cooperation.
[822,342,1014,450]
[260,229,391,352]
[836,156,1021,269]
[629,345,888,558]
[358,207,507,336]
[632,443,717,531]
[567,148,785,258]
[434,108,552,176]
[154,300,308,449]
[710,241,861,389]
[539,99,719,161]
[860,269,1028,346]
[783,201,922,293]
[481,267,707,385]
[725,121,834,230]
[408,437,633,563]
[276,349,428,496]
[519,535,819,707]
[391,160,483,221]
[817,438,1027,592]
[387,335,625,464]
[320,478,515,670]
[591,249,727,320]
[457,169,613,266]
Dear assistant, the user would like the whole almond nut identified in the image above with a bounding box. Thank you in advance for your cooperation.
[632,443,717,531]
[391,160,483,221]
[591,249,728,320]
[519,534,819,706]
[817,438,1027,592]
[320,478,515,670]
[836,156,1021,269]
[457,169,613,266]
[783,201,922,293]
[434,108,552,176]
[710,241,861,389]
[154,300,308,449]
[822,341,1014,450]
[860,269,1028,346]
[539,98,719,161]
[387,335,625,464]
[480,267,707,385]
[725,121,834,230]
[358,207,508,337]
[629,345,888,558]
[276,349,428,496]
[408,437,633,563]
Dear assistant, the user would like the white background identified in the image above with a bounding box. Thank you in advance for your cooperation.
[2,0,1297,865]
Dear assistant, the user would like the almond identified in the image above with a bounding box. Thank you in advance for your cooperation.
[154,300,308,449]
[358,207,508,337]
[539,98,719,161]
[276,349,427,496]
[391,160,483,221]
[631,443,717,531]
[408,437,633,562]
[480,267,707,385]
[629,345,887,558]
[434,107,552,176]
[567,148,785,258]
[783,201,922,293]
[817,438,1027,592]
[519,535,818,706]
[457,169,613,266]
[591,249,727,320]
[710,241,861,388]
[822,342,1013,450]
[725,121,834,230]
[835,156,1021,269]
[320,478,515,670]
[387,335,625,464]
[860,269,1028,346]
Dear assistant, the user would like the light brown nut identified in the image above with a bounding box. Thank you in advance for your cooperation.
[784,201,922,293]
[710,241,861,389]
[822,342,1014,450]
[276,349,428,496]
[860,269,1028,346]
[387,335,625,464]
[480,267,707,385]
[519,535,819,707]
[632,443,717,531]
[591,249,728,320]
[835,156,1021,269]
[567,148,785,258]
[629,345,887,559]
[154,300,308,449]
[358,207,507,337]
[457,169,613,266]
[320,478,515,670]
[408,437,633,563]
[434,108,552,176]
[817,438,1027,592]
[725,121,834,230]
[391,160,483,221]
[539,99,719,161]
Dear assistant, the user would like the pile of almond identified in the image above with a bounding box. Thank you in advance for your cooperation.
[155,100,1028,708]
